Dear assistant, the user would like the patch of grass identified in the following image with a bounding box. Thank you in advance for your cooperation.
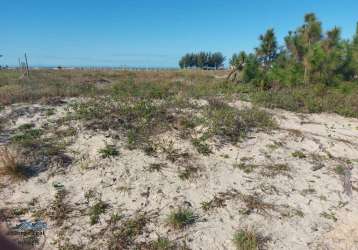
[204,100,276,144]
[45,108,56,116]
[301,187,316,196]
[108,214,149,248]
[266,141,283,150]
[55,127,77,137]
[166,208,197,229]
[99,145,119,158]
[201,189,275,215]
[201,196,226,212]
[146,163,167,173]
[48,188,72,226]
[251,84,358,118]
[320,211,337,222]
[117,185,133,194]
[292,151,306,159]
[261,163,290,178]
[178,165,199,180]
[11,128,43,146]
[334,165,345,176]
[149,237,177,250]
[159,141,191,163]
[234,163,258,174]
[0,147,28,180]
[89,200,109,225]
[70,97,171,150]
[232,229,262,250]
[240,193,275,215]
[18,123,35,131]
[191,137,212,155]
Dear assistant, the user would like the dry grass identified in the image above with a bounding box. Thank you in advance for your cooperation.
[201,189,275,215]
[1,69,357,119]
[233,229,268,250]
[0,147,27,180]
[0,69,225,105]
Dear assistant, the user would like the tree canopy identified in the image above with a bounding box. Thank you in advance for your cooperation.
[229,13,358,87]
[179,52,225,69]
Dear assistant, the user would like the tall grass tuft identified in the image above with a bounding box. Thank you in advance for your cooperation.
[0,147,27,180]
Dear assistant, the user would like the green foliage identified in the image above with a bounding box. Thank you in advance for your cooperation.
[234,163,258,174]
[203,100,276,143]
[11,128,43,147]
[334,165,345,176]
[255,28,278,68]
[89,200,109,225]
[229,13,358,88]
[108,214,148,248]
[250,83,358,117]
[179,52,225,69]
[166,208,197,229]
[232,229,259,250]
[292,151,306,159]
[149,237,176,250]
[99,145,119,158]
[191,137,212,155]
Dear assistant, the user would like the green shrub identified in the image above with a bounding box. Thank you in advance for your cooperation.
[167,208,197,229]
[99,145,119,158]
[89,200,109,225]
[233,229,259,250]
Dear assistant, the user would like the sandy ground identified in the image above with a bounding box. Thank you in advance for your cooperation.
[0,99,358,249]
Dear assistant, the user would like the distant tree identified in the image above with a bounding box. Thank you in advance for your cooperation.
[196,52,208,68]
[209,52,225,69]
[179,52,225,69]
[179,53,196,68]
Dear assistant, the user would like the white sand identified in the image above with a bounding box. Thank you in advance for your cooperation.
[0,99,357,249]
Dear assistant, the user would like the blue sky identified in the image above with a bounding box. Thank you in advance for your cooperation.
[1,0,358,67]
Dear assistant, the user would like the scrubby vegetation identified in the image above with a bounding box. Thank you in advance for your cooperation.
[227,13,358,117]
[232,229,265,250]
[0,147,27,180]
[166,208,197,229]
[0,12,357,250]
[179,52,225,69]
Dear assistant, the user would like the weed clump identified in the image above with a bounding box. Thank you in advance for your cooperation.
[233,229,265,250]
[166,208,197,229]
[292,151,306,159]
[48,187,72,226]
[204,100,276,144]
[334,165,345,176]
[178,165,200,180]
[234,163,258,174]
[148,237,179,250]
[191,137,212,155]
[0,147,28,180]
[70,97,170,150]
[107,214,149,248]
[146,163,167,173]
[261,163,290,178]
[89,200,109,225]
[99,145,119,158]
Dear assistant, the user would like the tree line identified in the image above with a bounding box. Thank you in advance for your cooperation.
[179,52,225,69]
[228,13,358,87]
